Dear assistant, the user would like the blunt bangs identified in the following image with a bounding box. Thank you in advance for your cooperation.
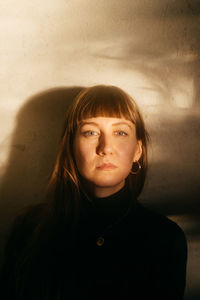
[74,85,138,128]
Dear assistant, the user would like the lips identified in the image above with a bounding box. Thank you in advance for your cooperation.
[96,163,117,170]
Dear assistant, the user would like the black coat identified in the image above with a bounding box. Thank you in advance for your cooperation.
[0,185,187,299]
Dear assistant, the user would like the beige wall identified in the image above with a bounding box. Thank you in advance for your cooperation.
[0,1,199,298]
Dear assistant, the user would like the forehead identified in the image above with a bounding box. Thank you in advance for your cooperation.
[79,117,135,128]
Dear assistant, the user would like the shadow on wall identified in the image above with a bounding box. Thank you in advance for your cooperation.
[0,86,84,235]
[0,85,200,236]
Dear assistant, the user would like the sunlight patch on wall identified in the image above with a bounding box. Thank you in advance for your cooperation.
[171,77,194,109]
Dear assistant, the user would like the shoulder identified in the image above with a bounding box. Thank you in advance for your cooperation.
[130,202,187,252]
[135,202,181,230]
[3,203,46,257]
[10,202,46,233]
[0,203,47,297]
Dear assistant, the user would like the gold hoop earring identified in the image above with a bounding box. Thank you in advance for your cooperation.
[130,161,141,175]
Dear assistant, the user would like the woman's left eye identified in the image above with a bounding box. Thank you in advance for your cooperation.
[115,131,128,136]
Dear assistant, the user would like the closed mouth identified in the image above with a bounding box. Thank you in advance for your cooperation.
[96,163,117,170]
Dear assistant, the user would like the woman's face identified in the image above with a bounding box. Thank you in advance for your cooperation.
[73,117,142,197]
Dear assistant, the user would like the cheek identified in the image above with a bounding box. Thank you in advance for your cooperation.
[74,140,95,168]
[117,141,136,163]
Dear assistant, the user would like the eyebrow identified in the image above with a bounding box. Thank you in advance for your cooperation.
[79,121,133,129]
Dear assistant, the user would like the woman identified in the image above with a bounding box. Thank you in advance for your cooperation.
[1,85,187,299]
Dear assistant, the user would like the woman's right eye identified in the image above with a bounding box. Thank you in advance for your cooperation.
[82,130,99,137]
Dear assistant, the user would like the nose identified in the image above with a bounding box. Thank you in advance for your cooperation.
[96,133,113,156]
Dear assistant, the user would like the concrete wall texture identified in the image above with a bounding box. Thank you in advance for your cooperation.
[0,0,199,298]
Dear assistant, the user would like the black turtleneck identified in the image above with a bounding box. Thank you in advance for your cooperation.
[74,183,187,299]
[79,182,135,239]
[91,183,131,223]
[92,183,130,216]
[1,183,187,300]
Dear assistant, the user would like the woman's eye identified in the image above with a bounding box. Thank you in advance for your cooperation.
[115,131,128,136]
[82,130,99,137]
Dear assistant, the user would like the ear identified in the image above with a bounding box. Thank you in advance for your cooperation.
[133,140,142,162]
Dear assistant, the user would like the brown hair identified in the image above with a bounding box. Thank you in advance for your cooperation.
[47,85,149,222]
